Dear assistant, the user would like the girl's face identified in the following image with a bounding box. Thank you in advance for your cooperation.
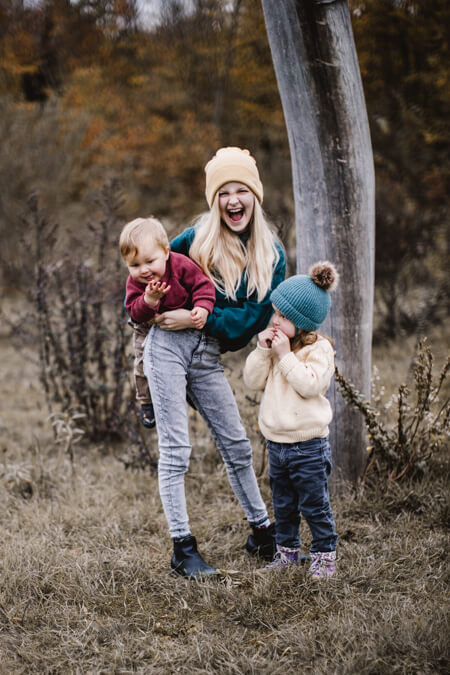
[218,182,255,234]
[272,305,296,338]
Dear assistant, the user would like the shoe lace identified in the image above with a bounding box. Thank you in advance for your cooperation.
[309,551,336,575]
[265,547,300,569]
[264,550,288,569]
[309,552,321,573]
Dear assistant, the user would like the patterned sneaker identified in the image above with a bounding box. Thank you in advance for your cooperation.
[309,551,336,579]
[263,545,300,571]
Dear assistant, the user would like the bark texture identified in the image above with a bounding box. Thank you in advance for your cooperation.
[262,0,375,484]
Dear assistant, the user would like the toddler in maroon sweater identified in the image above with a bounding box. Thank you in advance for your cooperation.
[120,217,216,428]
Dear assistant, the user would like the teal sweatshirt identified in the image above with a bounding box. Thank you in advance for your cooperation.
[170,226,286,353]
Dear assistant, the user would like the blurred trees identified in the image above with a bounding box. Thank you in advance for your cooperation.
[0,0,291,282]
[351,0,449,337]
[1,0,448,339]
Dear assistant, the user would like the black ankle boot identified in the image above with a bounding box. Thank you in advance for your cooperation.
[171,535,218,578]
[245,522,276,560]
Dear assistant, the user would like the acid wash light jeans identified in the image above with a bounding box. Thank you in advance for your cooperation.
[143,325,269,539]
[267,437,338,553]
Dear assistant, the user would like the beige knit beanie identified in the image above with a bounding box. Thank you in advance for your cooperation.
[204,147,264,207]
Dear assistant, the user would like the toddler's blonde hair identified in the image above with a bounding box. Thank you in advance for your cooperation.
[119,217,169,260]
[188,198,280,302]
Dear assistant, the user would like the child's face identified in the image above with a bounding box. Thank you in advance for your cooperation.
[126,235,169,285]
[218,182,255,234]
[272,305,296,338]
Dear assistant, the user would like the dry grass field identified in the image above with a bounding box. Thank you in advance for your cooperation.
[0,319,449,674]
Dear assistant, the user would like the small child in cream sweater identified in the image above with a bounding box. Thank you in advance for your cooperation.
[243,262,339,579]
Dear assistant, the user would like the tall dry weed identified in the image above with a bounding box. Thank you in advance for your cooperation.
[10,185,156,469]
[336,339,449,488]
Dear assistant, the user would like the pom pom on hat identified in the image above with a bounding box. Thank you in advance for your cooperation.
[270,261,338,331]
[204,146,264,207]
[309,261,339,291]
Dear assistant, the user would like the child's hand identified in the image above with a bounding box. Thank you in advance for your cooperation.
[191,306,208,329]
[144,279,171,307]
[258,327,275,349]
[272,329,291,359]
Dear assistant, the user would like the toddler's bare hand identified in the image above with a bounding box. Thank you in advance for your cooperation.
[191,306,208,330]
[272,329,291,359]
[257,327,275,349]
[144,280,171,307]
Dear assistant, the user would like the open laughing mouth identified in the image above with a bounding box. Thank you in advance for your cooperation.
[227,207,244,222]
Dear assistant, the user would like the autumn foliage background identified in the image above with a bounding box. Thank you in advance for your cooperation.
[0,1,449,673]
[1,0,448,336]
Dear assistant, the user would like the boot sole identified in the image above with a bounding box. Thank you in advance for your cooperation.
[170,566,220,579]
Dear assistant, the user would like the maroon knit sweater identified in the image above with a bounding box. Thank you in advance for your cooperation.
[125,251,215,323]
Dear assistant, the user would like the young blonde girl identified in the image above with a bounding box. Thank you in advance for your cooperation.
[243,262,339,579]
[144,147,286,578]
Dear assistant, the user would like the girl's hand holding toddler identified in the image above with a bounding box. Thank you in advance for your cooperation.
[154,308,194,330]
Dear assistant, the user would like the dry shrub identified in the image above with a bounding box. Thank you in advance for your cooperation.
[28,187,127,437]
[9,185,156,468]
[336,339,450,489]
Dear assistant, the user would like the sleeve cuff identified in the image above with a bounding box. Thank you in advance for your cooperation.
[256,343,272,356]
[194,301,215,314]
[145,298,161,313]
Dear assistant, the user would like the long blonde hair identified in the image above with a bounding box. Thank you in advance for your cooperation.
[188,198,280,301]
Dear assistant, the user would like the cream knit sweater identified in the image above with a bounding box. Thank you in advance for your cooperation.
[243,336,335,443]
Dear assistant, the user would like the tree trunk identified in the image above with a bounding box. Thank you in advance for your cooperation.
[261,0,375,485]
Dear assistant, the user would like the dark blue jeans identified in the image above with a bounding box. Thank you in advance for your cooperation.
[267,437,338,552]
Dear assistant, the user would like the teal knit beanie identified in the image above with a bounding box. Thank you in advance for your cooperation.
[270,261,339,331]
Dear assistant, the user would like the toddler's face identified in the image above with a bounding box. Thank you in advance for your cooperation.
[126,235,169,285]
[218,182,255,234]
[272,306,296,338]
